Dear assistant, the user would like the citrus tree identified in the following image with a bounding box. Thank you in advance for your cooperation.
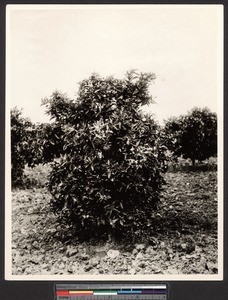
[11,107,35,186]
[42,71,165,238]
[163,107,217,166]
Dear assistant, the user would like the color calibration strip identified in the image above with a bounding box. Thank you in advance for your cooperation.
[56,284,167,300]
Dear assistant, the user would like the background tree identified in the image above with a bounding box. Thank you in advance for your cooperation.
[42,71,165,239]
[163,107,217,166]
[11,107,65,187]
[11,107,34,186]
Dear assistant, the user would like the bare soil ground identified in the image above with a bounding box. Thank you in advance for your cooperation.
[11,167,218,275]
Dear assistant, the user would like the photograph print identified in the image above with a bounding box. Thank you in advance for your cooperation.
[5,4,223,280]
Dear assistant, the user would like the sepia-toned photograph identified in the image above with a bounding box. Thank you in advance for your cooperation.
[5,4,223,280]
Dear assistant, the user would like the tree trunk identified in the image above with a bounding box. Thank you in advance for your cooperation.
[192,158,195,166]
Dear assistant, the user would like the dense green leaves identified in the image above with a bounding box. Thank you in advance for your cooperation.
[43,71,165,238]
[163,108,217,165]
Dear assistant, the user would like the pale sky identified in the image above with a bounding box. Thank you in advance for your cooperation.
[7,5,223,125]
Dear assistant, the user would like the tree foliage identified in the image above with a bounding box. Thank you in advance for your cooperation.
[42,71,165,238]
[11,107,65,187]
[163,107,217,165]
[35,122,65,163]
[11,107,34,186]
